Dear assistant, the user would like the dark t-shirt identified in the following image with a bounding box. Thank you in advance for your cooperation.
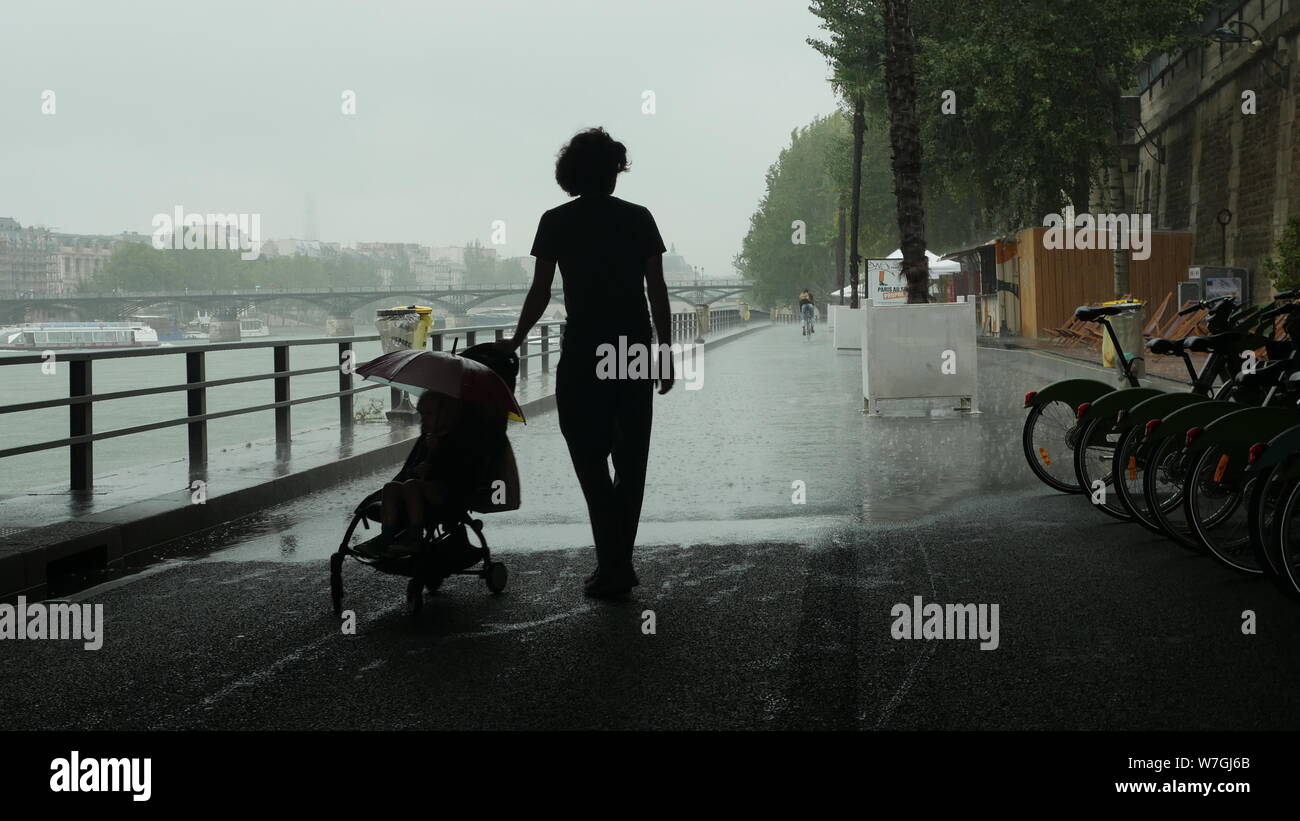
[530,195,666,344]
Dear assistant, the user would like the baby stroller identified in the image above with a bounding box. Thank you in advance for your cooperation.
[329,342,523,617]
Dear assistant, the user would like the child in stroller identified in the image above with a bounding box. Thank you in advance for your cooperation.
[353,391,504,559]
[330,343,522,616]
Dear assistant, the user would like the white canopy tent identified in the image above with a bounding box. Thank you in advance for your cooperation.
[831,249,960,298]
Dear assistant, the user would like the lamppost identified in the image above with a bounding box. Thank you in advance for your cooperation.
[1217,208,1233,267]
[691,266,707,343]
[1212,21,1290,88]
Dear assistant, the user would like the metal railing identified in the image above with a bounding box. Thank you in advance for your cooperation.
[669,308,743,340]
[771,306,821,322]
[0,309,749,491]
[2,280,753,301]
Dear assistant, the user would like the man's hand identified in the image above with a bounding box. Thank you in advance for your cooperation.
[655,351,675,395]
[504,257,555,355]
[645,253,674,395]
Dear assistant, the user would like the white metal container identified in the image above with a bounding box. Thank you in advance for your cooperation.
[861,300,978,415]
[831,305,862,350]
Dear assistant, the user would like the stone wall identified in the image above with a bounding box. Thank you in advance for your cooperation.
[1137,1,1299,300]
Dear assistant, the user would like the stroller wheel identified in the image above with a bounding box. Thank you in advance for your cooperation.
[485,561,508,594]
[406,577,423,616]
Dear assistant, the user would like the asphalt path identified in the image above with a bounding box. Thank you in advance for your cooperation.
[4,329,1299,730]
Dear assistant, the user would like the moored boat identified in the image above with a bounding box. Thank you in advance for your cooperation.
[0,321,161,350]
[184,314,270,339]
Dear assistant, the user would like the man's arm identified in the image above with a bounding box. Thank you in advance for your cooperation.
[504,258,556,351]
[645,253,674,394]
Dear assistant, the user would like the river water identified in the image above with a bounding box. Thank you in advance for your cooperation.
[0,326,510,496]
[0,301,726,497]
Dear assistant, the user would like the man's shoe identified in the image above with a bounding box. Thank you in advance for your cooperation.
[582,563,640,588]
[584,564,640,599]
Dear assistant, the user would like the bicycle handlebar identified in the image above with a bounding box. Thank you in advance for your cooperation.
[1260,302,1300,320]
[1177,295,1233,316]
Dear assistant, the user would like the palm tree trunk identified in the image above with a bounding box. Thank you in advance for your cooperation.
[849,95,865,310]
[881,0,929,303]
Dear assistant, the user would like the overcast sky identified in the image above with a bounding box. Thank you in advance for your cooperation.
[0,0,838,278]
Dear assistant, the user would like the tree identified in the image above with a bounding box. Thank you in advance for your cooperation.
[86,242,182,292]
[494,256,530,287]
[733,114,846,307]
[811,0,985,303]
[880,0,929,302]
[810,0,883,308]
[1263,218,1300,292]
[81,243,386,293]
[736,104,987,310]
[463,240,510,286]
[912,0,1213,297]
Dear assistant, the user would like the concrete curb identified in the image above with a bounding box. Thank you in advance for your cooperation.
[0,321,771,602]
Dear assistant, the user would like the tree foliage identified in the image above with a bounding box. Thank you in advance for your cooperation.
[1263,218,1300,291]
[734,114,846,307]
[913,0,1213,227]
[463,240,529,287]
[80,243,387,292]
[807,0,1213,232]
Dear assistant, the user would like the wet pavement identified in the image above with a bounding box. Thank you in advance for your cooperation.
[4,328,1300,730]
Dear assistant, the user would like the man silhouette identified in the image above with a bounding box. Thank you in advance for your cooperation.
[500,127,673,599]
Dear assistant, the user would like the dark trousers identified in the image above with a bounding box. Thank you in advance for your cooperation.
[556,344,654,569]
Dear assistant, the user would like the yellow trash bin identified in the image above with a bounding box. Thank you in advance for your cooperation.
[1098,299,1145,378]
[375,305,433,353]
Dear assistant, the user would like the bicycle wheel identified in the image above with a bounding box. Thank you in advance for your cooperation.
[1142,436,1202,550]
[1272,478,1300,598]
[1023,400,1082,493]
[1111,425,1165,534]
[1183,444,1262,574]
[1246,465,1292,583]
[1073,418,1132,520]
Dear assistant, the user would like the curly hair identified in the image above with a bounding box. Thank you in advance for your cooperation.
[554,127,630,196]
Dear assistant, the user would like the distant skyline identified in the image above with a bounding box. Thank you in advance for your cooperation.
[0,0,840,279]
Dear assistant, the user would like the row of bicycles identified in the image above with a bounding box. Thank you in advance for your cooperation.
[1021,290,1300,598]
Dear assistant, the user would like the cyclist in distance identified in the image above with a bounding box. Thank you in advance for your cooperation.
[799,287,815,335]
